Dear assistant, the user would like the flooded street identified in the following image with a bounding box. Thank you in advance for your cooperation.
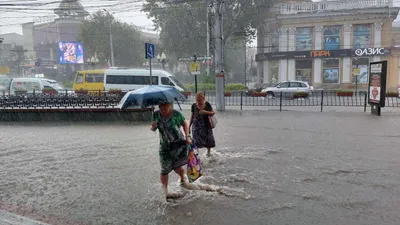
[1,110,400,225]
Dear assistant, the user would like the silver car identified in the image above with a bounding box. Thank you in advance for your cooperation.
[261,81,314,98]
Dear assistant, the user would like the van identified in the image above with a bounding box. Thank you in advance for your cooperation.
[72,70,105,93]
[104,68,187,92]
[9,78,44,95]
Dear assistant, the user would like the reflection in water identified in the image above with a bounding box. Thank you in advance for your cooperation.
[1,110,400,225]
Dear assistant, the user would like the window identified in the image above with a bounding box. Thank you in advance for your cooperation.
[353,24,370,49]
[168,76,187,91]
[352,57,369,84]
[290,82,302,88]
[296,27,313,51]
[75,73,83,84]
[295,60,312,83]
[279,82,290,88]
[322,58,340,83]
[269,60,279,83]
[324,26,341,50]
[161,77,174,86]
[85,74,104,83]
[106,75,159,85]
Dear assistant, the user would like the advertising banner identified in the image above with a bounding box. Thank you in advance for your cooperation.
[353,24,370,49]
[324,26,341,50]
[296,27,313,51]
[368,61,387,107]
[58,41,84,64]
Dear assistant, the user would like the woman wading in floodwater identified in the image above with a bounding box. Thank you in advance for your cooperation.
[151,101,191,199]
[190,91,216,156]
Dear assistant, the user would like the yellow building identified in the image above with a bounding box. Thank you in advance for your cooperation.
[256,0,400,90]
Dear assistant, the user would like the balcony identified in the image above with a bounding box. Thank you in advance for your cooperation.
[280,0,393,15]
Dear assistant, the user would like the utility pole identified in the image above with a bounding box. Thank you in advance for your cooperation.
[244,39,246,87]
[214,0,225,111]
[109,21,115,67]
[206,1,210,76]
[104,9,115,67]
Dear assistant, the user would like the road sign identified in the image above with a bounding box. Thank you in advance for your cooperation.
[190,62,201,75]
[145,43,155,59]
[179,56,212,61]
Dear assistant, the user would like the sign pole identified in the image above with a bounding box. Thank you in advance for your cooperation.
[145,42,155,85]
[149,58,152,85]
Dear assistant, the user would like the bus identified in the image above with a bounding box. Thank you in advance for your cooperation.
[104,68,187,92]
[72,70,105,92]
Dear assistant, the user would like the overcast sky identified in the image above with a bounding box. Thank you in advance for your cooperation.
[1,0,399,35]
[0,0,154,35]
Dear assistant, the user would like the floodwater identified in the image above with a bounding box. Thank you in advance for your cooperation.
[1,109,400,225]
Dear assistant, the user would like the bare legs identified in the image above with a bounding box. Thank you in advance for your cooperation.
[207,148,211,157]
[161,167,186,198]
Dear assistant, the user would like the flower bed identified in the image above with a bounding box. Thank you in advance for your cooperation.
[293,92,309,99]
[336,90,353,97]
[252,92,267,97]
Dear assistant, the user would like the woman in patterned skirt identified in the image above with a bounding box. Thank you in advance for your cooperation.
[189,91,216,156]
[151,101,191,199]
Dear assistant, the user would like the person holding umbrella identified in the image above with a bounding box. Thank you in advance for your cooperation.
[151,101,191,199]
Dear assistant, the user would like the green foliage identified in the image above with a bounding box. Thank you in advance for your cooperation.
[185,83,247,91]
[79,11,144,67]
[293,92,309,98]
[62,81,74,88]
[336,89,354,93]
[142,0,272,68]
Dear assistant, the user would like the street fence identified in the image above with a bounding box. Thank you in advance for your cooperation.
[0,90,398,111]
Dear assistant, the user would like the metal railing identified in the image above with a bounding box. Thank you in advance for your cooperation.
[0,90,399,111]
[181,90,400,111]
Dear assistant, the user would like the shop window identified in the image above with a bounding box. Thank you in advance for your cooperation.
[323,58,340,83]
[352,57,369,84]
[269,60,279,83]
[295,60,312,83]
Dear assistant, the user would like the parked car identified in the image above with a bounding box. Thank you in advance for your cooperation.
[245,83,271,96]
[261,81,314,98]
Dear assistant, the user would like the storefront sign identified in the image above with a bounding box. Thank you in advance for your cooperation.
[310,50,331,57]
[368,61,387,110]
[256,49,352,61]
[354,47,390,57]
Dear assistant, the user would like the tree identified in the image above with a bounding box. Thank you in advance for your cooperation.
[79,11,144,67]
[9,45,27,76]
[142,0,272,62]
[142,0,272,84]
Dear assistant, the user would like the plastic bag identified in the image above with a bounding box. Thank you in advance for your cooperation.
[187,144,203,183]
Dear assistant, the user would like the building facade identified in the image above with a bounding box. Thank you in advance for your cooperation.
[256,0,400,89]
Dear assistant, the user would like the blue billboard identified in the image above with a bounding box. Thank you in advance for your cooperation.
[58,41,84,64]
[323,26,341,50]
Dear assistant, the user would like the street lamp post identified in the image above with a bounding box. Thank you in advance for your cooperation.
[157,52,168,70]
[87,54,99,70]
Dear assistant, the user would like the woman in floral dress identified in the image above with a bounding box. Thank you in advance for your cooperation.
[151,102,191,199]
[189,92,216,156]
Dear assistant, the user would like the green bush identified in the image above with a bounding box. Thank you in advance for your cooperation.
[225,83,248,91]
[63,81,74,88]
[336,89,353,93]
[185,83,247,92]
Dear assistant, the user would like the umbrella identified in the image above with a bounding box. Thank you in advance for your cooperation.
[118,85,186,110]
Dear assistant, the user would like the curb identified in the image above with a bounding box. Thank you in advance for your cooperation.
[0,210,50,225]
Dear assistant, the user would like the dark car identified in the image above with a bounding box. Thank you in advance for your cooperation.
[245,83,271,96]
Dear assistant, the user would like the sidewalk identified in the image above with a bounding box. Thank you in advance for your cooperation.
[0,210,50,225]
